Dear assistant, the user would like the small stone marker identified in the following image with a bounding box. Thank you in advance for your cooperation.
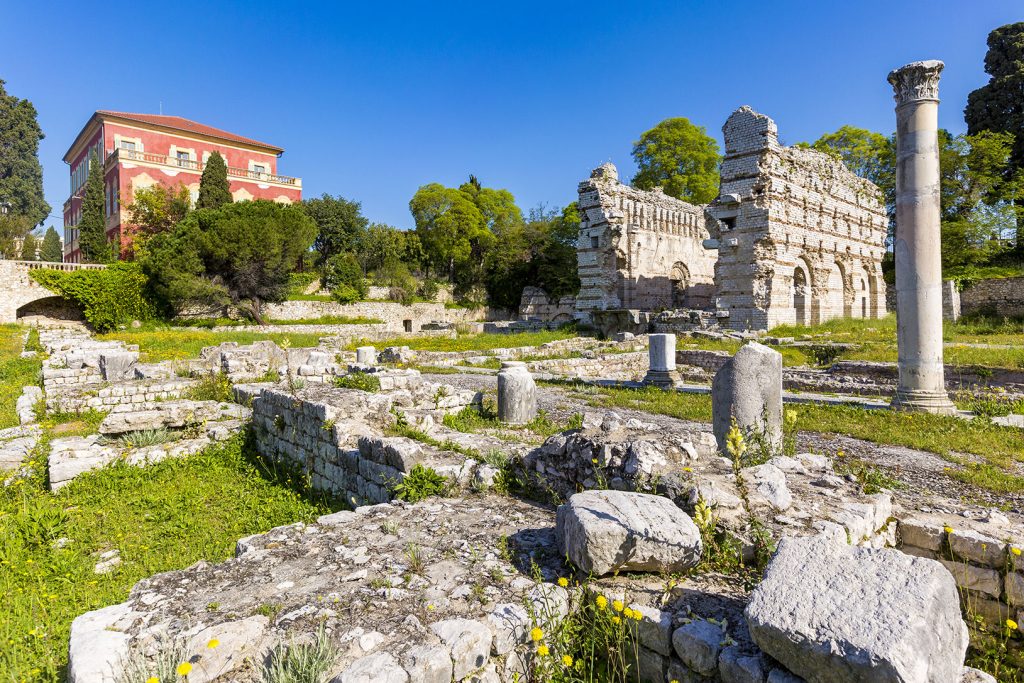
[712,341,782,454]
[497,361,537,424]
[643,333,680,388]
[355,346,376,365]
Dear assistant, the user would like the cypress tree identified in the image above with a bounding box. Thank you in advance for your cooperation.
[0,80,51,226]
[196,151,232,209]
[78,152,111,263]
[20,232,36,261]
[39,226,63,262]
[965,23,1024,172]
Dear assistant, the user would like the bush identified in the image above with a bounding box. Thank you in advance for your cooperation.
[333,372,380,393]
[321,252,366,303]
[30,262,154,332]
[391,463,449,502]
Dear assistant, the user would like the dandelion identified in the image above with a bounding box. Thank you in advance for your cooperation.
[537,644,550,657]
[612,599,624,613]
[562,655,574,667]
[557,577,569,588]
[595,595,608,610]
[591,458,598,465]
[784,409,798,428]
[207,638,220,649]
[631,610,642,621]
[944,525,954,534]
[683,467,692,473]
[612,616,621,625]
[622,607,634,620]
[1013,548,1022,557]
[176,662,192,676]
[1008,618,1018,631]
[147,678,159,683]
[530,627,544,642]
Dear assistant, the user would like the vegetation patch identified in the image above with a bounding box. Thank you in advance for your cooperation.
[332,373,381,393]
[29,263,155,332]
[98,326,324,363]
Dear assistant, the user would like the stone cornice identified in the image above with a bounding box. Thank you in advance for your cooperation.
[887,60,944,106]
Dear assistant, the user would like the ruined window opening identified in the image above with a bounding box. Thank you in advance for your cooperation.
[403,319,412,333]
[721,217,736,231]
[590,236,599,249]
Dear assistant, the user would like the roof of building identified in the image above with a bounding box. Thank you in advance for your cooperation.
[63,111,284,161]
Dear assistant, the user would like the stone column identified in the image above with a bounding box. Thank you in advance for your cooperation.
[355,346,376,365]
[712,342,783,454]
[497,361,537,424]
[887,61,956,414]
[643,333,680,388]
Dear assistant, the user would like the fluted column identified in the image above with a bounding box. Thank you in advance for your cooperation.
[887,60,955,414]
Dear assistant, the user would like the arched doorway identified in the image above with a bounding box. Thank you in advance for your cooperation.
[823,263,845,322]
[669,262,690,309]
[793,264,810,326]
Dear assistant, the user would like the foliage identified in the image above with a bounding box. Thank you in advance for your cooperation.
[196,151,232,210]
[0,214,33,259]
[390,463,449,502]
[965,22,1024,173]
[261,623,337,683]
[321,252,367,303]
[345,329,578,353]
[39,226,62,262]
[357,222,416,274]
[303,194,369,266]
[142,200,316,323]
[631,117,721,203]
[107,428,178,448]
[116,635,191,683]
[123,182,191,258]
[186,372,234,402]
[410,182,494,288]
[98,326,324,362]
[78,151,113,264]
[0,79,50,226]
[30,262,155,332]
[0,325,41,429]
[19,231,35,261]
[332,372,381,393]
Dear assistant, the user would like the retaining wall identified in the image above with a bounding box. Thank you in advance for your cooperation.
[961,276,1024,318]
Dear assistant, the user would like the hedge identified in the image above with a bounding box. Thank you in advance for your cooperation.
[30,262,155,332]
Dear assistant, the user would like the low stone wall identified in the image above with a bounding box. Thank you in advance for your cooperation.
[517,286,576,323]
[961,276,1024,318]
[263,300,503,333]
[526,351,647,381]
[47,379,196,414]
[676,348,731,374]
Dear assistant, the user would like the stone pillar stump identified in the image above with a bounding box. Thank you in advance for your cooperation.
[356,346,376,365]
[712,342,783,455]
[643,333,680,388]
[497,361,537,424]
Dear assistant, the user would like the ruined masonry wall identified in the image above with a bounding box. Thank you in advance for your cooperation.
[263,300,501,332]
[576,164,717,318]
[47,379,195,413]
[960,276,1024,318]
[708,107,888,331]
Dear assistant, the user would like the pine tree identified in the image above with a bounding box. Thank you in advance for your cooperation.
[78,152,111,263]
[39,226,63,262]
[196,151,232,209]
[965,23,1024,172]
[0,80,51,226]
[20,232,36,261]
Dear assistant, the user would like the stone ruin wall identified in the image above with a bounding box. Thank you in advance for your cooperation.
[708,106,889,331]
[960,275,1024,318]
[575,164,717,325]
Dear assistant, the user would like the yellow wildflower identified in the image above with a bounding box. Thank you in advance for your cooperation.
[147,679,159,683]
[683,467,693,473]
[622,607,635,620]
[944,526,954,534]
[595,595,608,610]
[1013,548,1022,557]
[557,577,569,588]
[207,639,220,649]
[530,627,544,642]
[631,610,642,621]
[612,599,624,613]
[562,655,574,667]
[1008,619,1019,631]
[176,662,192,676]
[612,616,621,625]
[537,644,550,657]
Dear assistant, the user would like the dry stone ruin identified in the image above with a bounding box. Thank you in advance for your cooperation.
[567,106,889,334]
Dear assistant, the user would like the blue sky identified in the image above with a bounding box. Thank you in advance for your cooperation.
[3,1,1022,231]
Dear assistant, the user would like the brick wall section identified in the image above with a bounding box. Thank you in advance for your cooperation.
[961,276,1024,318]
[518,286,576,323]
[707,107,888,331]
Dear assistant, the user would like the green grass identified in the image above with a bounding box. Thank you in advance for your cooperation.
[346,329,578,353]
[577,385,1024,492]
[0,324,42,429]
[0,431,338,680]
[99,325,325,363]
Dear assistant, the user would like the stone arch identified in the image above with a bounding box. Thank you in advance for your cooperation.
[669,262,690,309]
[16,295,82,322]
[820,261,845,322]
[792,258,812,326]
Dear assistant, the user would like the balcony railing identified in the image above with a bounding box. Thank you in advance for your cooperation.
[107,148,300,186]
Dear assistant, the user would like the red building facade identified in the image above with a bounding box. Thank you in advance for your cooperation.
[62,111,302,262]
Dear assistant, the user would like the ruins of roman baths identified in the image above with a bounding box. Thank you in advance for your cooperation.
[4,57,1024,683]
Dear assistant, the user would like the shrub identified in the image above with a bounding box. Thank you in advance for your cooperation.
[30,262,154,332]
[333,372,380,393]
[186,373,234,402]
[391,463,449,502]
[321,252,366,303]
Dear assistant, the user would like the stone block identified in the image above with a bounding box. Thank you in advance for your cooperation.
[939,559,1002,599]
[949,529,1006,568]
[672,619,723,675]
[899,518,946,552]
[429,618,492,681]
[712,343,783,454]
[719,646,767,683]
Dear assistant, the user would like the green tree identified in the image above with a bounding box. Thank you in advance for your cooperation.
[78,152,112,263]
[303,194,369,266]
[123,183,191,258]
[39,226,63,262]
[631,117,721,203]
[965,22,1024,173]
[0,214,32,259]
[357,223,408,275]
[142,200,316,322]
[321,251,367,303]
[20,231,36,261]
[409,183,491,285]
[196,151,232,210]
[0,80,50,226]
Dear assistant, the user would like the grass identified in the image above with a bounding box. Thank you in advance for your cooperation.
[346,329,578,353]
[99,324,325,363]
[0,324,42,430]
[576,384,1024,492]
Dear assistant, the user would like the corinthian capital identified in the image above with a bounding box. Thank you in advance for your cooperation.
[887,60,944,106]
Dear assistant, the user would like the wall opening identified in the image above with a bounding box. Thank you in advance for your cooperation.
[403,319,413,333]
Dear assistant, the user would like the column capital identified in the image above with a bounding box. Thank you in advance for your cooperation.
[887,60,944,106]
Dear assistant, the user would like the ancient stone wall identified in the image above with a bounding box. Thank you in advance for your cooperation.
[575,164,717,324]
[705,107,888,331]
[263,300,500,332]
[517,286,576,323]
[960,276,1024,318]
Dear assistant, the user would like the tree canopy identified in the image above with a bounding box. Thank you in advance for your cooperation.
[123,183,191,258]
[965,22,1024,173]
[39,226,63,262]
[631,117,721,204]
[0,80,50,226]
[196,151,232,210]
[303,194,369,266]
[142,200,316,322]
[78,152,112,264]
[409,182,493,289]
[20,232,36,261]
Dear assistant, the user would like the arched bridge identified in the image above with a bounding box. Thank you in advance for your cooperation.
[0,260,107,323]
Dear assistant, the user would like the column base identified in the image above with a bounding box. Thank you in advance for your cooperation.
[642,370,680,389]
[890,388,957,415]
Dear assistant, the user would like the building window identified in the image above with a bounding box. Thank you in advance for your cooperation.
[252,164,266,176]
[176,151,192,166]
[590,235,599,249]
[121,140,136,152]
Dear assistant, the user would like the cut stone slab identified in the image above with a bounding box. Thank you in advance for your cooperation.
[99,400,248,435]
[745,535,968,683]
[556,490,702,575]
[99,351,139,381]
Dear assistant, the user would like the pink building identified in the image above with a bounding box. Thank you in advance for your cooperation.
[62,111,302,262]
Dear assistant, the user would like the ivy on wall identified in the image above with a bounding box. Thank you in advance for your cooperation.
[30,263,155,332]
